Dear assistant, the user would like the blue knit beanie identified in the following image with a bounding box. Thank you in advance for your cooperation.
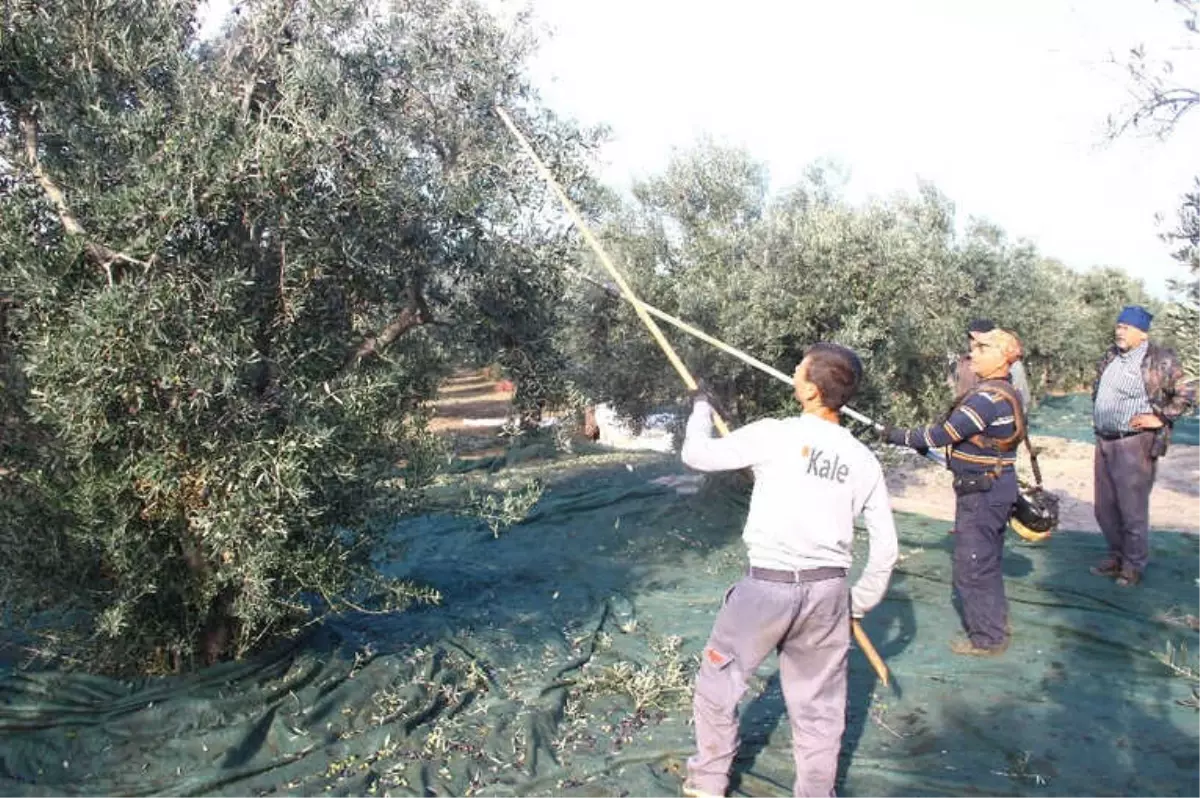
[1116,305,1152,332]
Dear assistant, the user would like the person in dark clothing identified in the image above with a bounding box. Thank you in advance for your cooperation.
[1090,305,1195,587]
[881,327,1025,656]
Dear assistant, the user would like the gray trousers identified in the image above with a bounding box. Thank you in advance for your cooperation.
[687,574,849,798]
[1094,432,1157,573]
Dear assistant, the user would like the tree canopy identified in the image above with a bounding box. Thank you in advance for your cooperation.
[556,145,1158,430]
[0,0,601,672]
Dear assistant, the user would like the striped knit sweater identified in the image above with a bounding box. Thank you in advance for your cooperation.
[887,380,1021,476]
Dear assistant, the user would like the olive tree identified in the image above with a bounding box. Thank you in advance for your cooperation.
[1108,0,1199,378]
[557,145,1150,430]
[0,0,601,672]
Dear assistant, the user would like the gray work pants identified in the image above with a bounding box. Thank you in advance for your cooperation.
[687,573,849,798]
[1094,432,1158,573]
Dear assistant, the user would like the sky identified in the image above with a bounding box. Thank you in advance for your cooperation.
[198,0,1200,298]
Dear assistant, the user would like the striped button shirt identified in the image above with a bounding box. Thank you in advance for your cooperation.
[1093,341,1152,434]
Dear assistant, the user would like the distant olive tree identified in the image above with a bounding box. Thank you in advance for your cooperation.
[556,145,1129,431]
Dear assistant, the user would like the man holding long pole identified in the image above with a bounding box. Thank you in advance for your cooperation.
[494,105,896,796]
[680,344,899,798]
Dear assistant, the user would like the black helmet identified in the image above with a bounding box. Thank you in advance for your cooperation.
[1010,486,1060,542]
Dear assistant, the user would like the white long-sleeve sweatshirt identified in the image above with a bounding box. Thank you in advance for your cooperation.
[681,400,899,616]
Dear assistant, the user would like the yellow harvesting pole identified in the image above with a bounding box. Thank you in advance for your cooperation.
[493,107,730,436]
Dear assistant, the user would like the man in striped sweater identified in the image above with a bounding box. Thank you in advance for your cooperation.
[1090,305,1194,587]
[882,327,1025,656]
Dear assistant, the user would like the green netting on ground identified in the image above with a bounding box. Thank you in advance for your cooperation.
[1031,394,1200,446]
[1,452,1197,797]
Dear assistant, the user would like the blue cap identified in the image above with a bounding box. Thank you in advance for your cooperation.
[1116,305,1152,332]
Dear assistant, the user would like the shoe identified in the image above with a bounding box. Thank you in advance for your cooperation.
[1089,556,1122,577]
[949,635,1009,657]
[682,785,723,798]
[1115,567,1142,588]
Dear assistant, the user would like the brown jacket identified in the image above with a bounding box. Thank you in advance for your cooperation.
[1092,341,1195,424]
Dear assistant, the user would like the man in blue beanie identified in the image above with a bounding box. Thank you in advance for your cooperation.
[1090,305,1194,586]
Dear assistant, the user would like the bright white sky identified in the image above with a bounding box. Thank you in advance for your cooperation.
[199,0,1200,298]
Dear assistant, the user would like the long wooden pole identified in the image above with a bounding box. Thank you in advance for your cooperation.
[496,106,889,687]
[494,107,728,437]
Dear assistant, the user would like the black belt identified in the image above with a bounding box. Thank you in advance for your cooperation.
[1095,429,1148,441]
[748,566,847,584]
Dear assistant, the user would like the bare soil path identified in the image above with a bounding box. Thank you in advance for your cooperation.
[426,369,514,460]
[886,434,1199,534]
[428,371,1200,534]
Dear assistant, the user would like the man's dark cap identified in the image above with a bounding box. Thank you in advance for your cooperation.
[967,318,996,335]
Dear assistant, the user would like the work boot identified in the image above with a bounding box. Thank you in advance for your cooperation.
[949,635,1009,657]
[1089,555,1122,578]
[1115,566,1142,588]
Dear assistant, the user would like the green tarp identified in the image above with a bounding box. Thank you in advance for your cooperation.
[1,450,1197,796]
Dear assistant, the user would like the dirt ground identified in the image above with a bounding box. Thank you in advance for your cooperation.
[886,435,1200,535]
[426,370,515,460]
[428,370,1200,535]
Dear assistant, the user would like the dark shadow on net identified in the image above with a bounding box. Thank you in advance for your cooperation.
[839,529,1199,796]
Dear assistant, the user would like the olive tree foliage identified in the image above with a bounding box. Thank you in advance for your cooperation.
[558,144,1160,429]
[1109,0,1199,379]
[0,0,601,673]
[1161,182,1200,380]
[960,224,1156,393]
[955,225,1093,393]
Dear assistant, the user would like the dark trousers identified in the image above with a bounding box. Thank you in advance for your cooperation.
[1094,433,1157,573]
[953,477,1017,649]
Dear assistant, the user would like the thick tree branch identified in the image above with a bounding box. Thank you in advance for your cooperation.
[20,112,85,237]
[19,112,152,284]
[342,284,434,373]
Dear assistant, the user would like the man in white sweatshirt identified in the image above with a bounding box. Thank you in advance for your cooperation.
[680,343,899,798]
